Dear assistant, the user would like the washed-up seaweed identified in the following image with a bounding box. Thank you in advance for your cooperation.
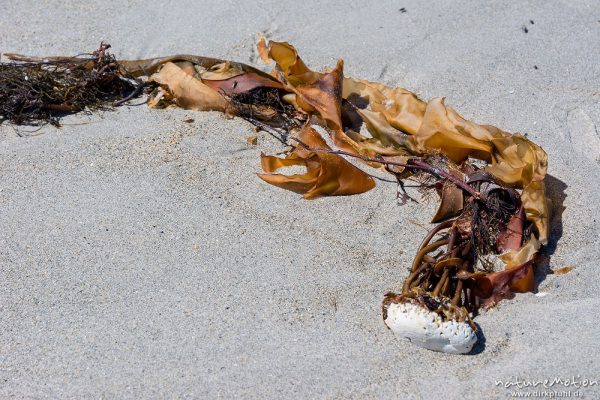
[1,39,550,354]
[0,43,138,126]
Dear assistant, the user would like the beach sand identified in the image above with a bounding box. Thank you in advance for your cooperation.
[1,1,599,398]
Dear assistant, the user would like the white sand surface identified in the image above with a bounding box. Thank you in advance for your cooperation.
[1,1,599,398]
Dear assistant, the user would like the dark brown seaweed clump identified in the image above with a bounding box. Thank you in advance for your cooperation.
[0,43,139,126]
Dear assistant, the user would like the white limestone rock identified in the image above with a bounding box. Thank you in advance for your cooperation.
[383,301,477,354]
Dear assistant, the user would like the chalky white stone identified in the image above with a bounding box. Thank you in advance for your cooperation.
[384,301,477,354]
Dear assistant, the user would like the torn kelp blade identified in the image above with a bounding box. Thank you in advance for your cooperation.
[383,300,477,354]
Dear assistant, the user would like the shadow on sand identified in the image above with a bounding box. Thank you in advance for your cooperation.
[534,174,567,288]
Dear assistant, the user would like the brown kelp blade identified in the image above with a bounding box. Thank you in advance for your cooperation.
[202,72,285,96]
[262,38,548,243]
[258,124,375,199]
[147,62,229,111]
